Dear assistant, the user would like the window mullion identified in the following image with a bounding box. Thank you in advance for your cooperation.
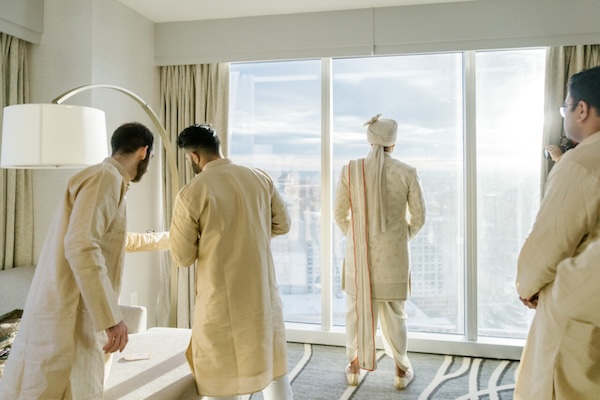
[463,51,478,342]
[321,57,333,331]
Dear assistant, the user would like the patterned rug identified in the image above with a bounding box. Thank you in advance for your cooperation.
[249,342,518,400]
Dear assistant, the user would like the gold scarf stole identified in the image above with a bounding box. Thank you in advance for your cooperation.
[348,159,376,371]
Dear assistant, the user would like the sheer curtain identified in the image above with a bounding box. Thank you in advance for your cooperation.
[541,45,600,190]
[0,33,33,271]
[159,63,230,327]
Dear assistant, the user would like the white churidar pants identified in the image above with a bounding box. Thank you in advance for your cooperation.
[345,294,412,372]
[201,374,293,400]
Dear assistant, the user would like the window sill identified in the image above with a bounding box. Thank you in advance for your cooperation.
[285,322,524,361]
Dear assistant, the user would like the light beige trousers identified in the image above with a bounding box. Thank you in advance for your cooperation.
[345,294,411,372]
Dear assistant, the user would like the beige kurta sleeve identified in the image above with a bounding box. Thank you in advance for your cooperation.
[268,174,291,237]
[334,164,351,235]
[407,169,427,240]
[64,170,124,331]
[170,191,200,268]
[126,231,170,252]
[517,160,600,299]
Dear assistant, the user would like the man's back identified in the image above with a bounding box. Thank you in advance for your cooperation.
[375,155,425,236]
[169,157,291,396]
[334,153,426,301]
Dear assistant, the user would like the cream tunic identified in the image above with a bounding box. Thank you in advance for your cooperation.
[0,158,168,400]
[515,132,600,399]
[334,153,427,300]
[169,158,291,397]
[549,238,600,399]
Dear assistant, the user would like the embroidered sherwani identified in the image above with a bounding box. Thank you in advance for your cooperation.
[169,158,291,397]
[515,132,600,400]
[0,158,168,400]
[334,153,426,370]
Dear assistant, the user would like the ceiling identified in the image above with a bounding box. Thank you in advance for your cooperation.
[118,0,473,23]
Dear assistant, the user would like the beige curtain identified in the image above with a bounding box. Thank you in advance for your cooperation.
[159,63,230,327]
[541,45,600,191]
[0,33,33,271]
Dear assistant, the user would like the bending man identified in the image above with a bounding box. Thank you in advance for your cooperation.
[0,122,168,399]
[169,124,293,400]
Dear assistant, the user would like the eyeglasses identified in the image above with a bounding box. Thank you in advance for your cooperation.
[559,103,572,118]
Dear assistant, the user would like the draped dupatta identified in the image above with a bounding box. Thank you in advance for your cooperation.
[348,159,376,371]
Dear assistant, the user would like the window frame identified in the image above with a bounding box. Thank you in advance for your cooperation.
[230,49,547,360]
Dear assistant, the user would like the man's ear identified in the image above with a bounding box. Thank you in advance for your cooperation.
[578,100,590,122]
[191,151,201,164]
[138,145,149,160]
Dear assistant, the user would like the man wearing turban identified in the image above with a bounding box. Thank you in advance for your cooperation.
[334,114,427,390]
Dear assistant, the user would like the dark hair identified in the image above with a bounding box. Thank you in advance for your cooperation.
[176,124,220,155]
[111,122,154,155]
[567,66,600,113]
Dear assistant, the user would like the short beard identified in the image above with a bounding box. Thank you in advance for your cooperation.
[131,156,150,182]
[191,161,202,175]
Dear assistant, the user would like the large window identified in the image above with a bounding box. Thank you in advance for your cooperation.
[229,48,545,343]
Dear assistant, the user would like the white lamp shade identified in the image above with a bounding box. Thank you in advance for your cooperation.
[1,103,109,168]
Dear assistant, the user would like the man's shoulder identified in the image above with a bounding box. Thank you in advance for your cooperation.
[205,161,263,178]
[69,161,122,185]
[224,162,272,179]
[247,165,271,177]
[184,163,270,188]
[386,157,416,172]
[559,137,600,176]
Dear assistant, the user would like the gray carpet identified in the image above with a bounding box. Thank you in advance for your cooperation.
[250,343,518,400]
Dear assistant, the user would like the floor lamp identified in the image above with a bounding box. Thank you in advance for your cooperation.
[1,84,180,327]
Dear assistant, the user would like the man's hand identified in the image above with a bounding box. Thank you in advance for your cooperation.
[103,320,128,354]
[519,293,539,309]
[544,145,564,162]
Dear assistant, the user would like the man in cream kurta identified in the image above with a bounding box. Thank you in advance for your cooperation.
[0,122,168,400]
[334,115,426,390]
[169,124,293,400]
[515,66,600,399]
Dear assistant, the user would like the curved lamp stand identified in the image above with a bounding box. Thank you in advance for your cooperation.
[53,84,180,198]
[53,84,180,327]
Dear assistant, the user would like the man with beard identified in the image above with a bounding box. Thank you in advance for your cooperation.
[169,124,293,399]
[0,122,168,399]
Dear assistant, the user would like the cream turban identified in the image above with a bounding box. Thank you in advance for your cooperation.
[365,114,398,147]
[363,114,398,235]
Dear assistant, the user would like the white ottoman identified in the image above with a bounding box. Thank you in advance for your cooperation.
[104,327,199,399]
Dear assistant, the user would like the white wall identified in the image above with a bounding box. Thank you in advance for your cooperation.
[29,0,165,328]
[155,0,600,65]
[0,0,43,44]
